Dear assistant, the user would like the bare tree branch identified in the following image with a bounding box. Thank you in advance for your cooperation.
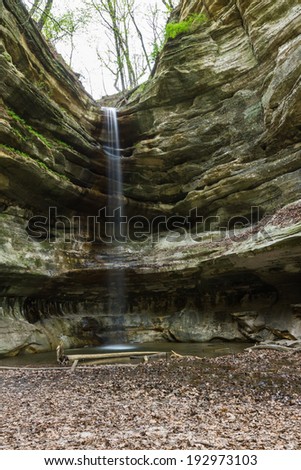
[128,5,152,73]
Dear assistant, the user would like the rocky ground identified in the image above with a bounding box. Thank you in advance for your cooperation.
[1,350,301,450]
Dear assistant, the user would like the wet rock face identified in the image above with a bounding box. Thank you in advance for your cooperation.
[0,0,301,355]
[0,0,108,215]
[121,0,301,218]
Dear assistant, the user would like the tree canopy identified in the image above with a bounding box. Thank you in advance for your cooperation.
[22,0,179,96]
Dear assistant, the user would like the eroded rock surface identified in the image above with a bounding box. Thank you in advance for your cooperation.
[0,0,300,355]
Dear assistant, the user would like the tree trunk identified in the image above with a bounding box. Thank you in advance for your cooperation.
[37,0,54,30]
[120,16,136,88]
[29,0,41,17]
[128,9,152,73]
[162,0,174,10]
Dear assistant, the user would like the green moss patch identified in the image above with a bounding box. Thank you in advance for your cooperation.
[0,144,68,181]
[165,13,207,40]
[7,109,52,149]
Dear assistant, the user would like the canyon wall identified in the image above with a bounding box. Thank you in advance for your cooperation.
[0,0,300,355]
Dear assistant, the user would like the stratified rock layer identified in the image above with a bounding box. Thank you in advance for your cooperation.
[0,0,300,355]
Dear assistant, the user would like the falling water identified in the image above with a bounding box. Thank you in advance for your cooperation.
[102,107,125,340]
[102,107,124,240]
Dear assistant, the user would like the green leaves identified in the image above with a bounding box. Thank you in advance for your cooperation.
[42,9,91,44]
[165,13,207,40]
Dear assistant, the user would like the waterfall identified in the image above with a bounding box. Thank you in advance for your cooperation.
[102,107,125,339]
[102,107,124,241]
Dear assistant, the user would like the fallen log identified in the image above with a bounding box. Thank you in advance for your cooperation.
[67,351,163,372]
[67,351,162,362]
[70,359,79,372]
[0,366,67,371]
[171,350,202,359]
[247,344,294,352]
[83,353,169,366]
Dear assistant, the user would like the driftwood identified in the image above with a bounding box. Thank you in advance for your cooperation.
[83,352,169,366]
[171,350,185,358]
[171,350,202,359]
[56,344,69,366]
[67,351,161,361]
[67,351,162,371]
[70,359,79,372]
[247,344,301,353]
[0,366,68,370]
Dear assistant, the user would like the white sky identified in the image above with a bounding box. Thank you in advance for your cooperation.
[22,0,175,98]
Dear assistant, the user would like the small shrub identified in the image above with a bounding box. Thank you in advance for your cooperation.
[165,13,207,40]
[150,41,164,62]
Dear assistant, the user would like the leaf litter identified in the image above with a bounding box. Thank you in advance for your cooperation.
[1,350,301,449]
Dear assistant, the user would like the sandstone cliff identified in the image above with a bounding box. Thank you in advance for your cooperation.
[0,0,300,355]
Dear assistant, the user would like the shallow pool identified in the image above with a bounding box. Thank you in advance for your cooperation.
[0,341,252,367]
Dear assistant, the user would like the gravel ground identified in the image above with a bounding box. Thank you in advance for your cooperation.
[1,350,301,450]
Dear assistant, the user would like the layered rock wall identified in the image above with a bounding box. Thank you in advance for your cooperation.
[0,0,300,355]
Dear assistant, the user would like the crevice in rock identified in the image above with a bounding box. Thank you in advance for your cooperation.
[234,0,259,63]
